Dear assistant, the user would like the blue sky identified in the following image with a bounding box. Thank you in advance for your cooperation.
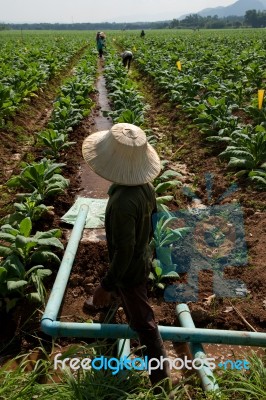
[0,0,237,23]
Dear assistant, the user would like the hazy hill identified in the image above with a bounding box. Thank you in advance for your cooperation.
[184,0,266,18]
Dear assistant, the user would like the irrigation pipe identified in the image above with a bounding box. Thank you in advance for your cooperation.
[117,338,131,358]
[41,204,266,347]
[42,204,90,322]
[177,304,219,392]
[117,338,131,377]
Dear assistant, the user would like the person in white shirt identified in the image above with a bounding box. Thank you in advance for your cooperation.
[121,50,133,70]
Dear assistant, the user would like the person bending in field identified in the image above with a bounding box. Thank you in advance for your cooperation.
[121,50,133,70]
[82,123,174,398]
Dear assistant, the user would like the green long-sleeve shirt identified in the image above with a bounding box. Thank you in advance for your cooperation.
[101,183,156,292]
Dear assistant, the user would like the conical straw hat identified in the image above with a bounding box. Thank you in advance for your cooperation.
[82,123,161,185]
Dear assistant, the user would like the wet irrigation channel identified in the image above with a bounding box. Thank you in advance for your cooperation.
[74,62,111,243]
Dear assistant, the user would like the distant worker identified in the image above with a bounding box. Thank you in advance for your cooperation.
[140,29,145,38]
[121,50,133,70]
[97,32,106,58]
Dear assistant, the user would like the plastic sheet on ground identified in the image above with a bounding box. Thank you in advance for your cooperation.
[61,197,108,228]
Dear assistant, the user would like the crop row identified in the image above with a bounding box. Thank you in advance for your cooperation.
[103,46,189,288]
[0,43,98,313]
[116,30,266,188]
[103,49,147,125]
[0,31,90,126]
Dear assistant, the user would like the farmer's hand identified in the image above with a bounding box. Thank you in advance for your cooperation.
[93,285,111,308]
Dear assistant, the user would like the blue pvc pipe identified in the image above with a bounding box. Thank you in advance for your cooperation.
[117,338,131,358]
[177,304,219,392]
[43,204,89,322]
[41,318,266,346]
[117,339,131,378]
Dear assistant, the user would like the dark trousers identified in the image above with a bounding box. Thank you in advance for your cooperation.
[118,283,171,388]
[122,55,132,70]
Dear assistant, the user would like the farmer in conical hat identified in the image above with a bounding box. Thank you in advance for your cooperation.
[96,32,106,58]
[82,123,173,395]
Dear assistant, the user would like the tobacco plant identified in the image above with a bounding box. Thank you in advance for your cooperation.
[153,168,183,212]
[37,129,76,159]
[149,258,179,291]
[0,255,52,311]
[150,214,190,278]
[248,168,266,189]
[6,158,69,200]
[0,217,63,266]
[3,193,53,225]
[244,102,266,127]
[193,96,239,137]
[219,125,266,175]
[0,217,63,311]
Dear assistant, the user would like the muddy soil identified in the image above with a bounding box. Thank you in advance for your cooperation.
[0,59,265,366]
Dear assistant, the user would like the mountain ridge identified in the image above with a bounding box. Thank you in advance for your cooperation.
[181,0,266,19]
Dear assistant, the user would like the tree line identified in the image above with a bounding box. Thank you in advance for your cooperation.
[1,9,265,31]
[171,9,266,29]
[0,21,169,31]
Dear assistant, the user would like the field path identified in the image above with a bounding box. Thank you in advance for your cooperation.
[78,61,112,200]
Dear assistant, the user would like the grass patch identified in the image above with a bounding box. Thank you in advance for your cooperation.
[0,346,265,400]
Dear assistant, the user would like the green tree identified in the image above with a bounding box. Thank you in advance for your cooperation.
[257,10,266,27]
[170,19,179,28]
[0,25,9,30]
[181,14,204,28]
[245,9,259,27]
